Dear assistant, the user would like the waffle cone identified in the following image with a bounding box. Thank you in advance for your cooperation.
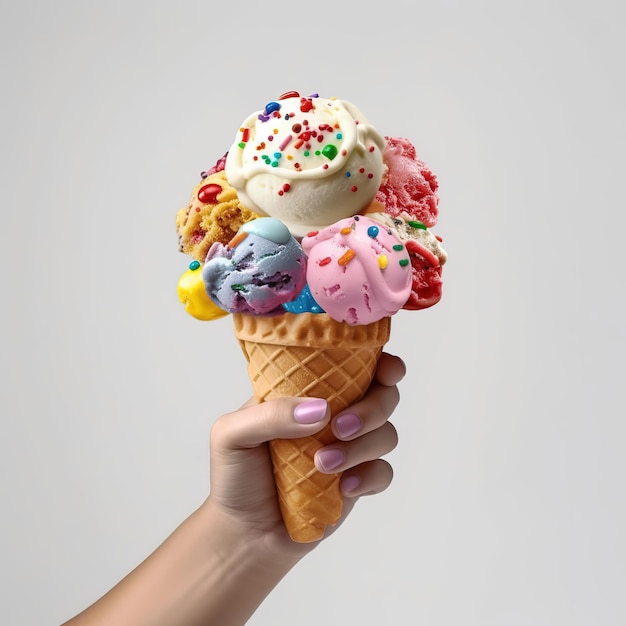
[232,312,391,542]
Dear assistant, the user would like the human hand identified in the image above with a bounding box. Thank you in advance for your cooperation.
[204,352,405,558]
[61,353,406,626]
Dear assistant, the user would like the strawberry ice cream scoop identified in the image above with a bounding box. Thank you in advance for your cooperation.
[375,136,439,228]
[302,215,412,325]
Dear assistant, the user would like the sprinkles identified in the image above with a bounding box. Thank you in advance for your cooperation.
[233,93,384,203]
[228,231,248,248]
[338,249,356,265]
[197,183,222,204]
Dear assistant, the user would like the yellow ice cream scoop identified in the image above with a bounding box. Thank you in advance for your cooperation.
[177,260,228,321]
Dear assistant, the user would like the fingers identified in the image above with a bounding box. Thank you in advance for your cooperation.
[374,352,406,387]
[224,353,404,450]
[314,351,405,498]
[330,356,402,443]
[314,421,398,474]
[215,352,405,500]
[341,459,394,497]
[211,397,330,451]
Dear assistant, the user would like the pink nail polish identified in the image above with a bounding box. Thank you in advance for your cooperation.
[341,474,361,494]
[293,399,328,424]
[316,448,345,471]
[335,413,361,438]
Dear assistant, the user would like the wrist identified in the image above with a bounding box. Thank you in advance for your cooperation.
[197,496,303,572]
[194,499,303,624]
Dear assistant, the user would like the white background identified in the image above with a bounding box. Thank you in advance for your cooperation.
[2,1,625,624]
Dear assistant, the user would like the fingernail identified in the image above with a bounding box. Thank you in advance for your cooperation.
[293,399,328,424]
[335,413,361,438]
[316,448,345,471]
[341,474,361,494]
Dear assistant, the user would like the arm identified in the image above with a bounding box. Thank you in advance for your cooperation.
[63,353,405,626]
[63,503,300,626]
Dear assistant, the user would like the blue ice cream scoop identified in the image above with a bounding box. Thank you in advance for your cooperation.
[202,218,307,316]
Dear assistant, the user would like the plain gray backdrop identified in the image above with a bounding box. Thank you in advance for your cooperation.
[2,1,624,624]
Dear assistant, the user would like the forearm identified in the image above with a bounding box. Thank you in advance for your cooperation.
[63,501,300,626]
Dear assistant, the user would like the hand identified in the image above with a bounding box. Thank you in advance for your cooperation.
[204,352,405,557]
[62,354,406,626]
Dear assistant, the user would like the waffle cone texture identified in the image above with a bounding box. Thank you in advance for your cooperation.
[232,312,391,542]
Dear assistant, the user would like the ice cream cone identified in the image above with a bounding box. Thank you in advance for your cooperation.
[232,311,391,542]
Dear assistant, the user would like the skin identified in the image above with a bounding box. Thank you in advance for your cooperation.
[62,352,405,626]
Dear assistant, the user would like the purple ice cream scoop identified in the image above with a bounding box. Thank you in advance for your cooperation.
[202,217,307,316]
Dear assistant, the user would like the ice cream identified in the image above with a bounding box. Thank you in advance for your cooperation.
[203,217,306,317]
[224,92,387,238]
[301,215,412,325]
[175,91,447,542]
[369,211,447,310]
[374,136,439,228]
[178,260,229,321]
[176,169,260,263]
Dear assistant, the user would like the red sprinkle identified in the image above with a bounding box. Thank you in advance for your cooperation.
[197,183,222,204]
[351,185,358,192]
[406,240,440,267]
[306,230,319,237]
[279,90,300,99]
[319,256,332,266]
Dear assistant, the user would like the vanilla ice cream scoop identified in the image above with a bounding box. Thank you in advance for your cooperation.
[225,92,386,238]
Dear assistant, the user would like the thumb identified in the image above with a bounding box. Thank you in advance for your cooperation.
[211,398,330,451]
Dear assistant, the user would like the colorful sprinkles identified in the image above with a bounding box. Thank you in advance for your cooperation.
[311,218,409,270]
[235,92,378,198]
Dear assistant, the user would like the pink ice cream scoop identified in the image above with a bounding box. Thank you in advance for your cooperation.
[375,136,439,228]
[302,215,412,325]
